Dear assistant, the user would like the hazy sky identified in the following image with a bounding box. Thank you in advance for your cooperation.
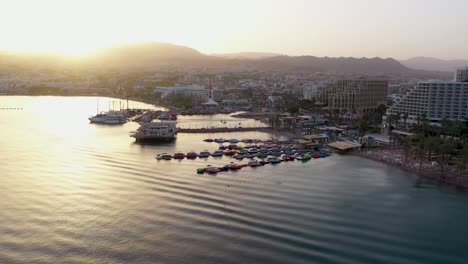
[1,0,467,59]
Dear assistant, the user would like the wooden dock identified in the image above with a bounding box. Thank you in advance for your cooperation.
[177,127,273,133]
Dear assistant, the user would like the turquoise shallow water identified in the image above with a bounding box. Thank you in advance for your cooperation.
[1,96,468,264]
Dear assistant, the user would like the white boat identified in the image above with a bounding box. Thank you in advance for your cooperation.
[131,121,177,142]
[89,111,127,124]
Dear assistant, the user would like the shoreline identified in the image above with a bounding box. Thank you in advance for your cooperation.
[353,148,468,190]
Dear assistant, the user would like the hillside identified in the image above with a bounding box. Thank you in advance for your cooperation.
[212,52,283,60]
[0,43,441,76]
[400,57,468,72]
[254,56,413,75]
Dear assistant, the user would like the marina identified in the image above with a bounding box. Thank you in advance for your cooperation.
[152,139,332,174]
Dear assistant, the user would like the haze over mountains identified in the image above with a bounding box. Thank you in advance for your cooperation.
[0,42,454,77]
[399,57,468,72]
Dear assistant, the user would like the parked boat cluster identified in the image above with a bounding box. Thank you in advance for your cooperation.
[155,140,331,174]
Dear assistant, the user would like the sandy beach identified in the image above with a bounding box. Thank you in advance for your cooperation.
[355,148,468,189]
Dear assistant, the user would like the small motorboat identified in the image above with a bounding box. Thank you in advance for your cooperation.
[223,150,238,156]
[205,166,221,174]
[186,151,198,159]
[267,157,282,164]
[247,149,259,154]
[229,163,243,170]
[173,152,186,159]
[248,160,263,167]
[219,165,230,171]
[155,153,168,160]
[211,150,224,157]
[246,154,256,159]
[198,151,211,158]
[234,154,245,160]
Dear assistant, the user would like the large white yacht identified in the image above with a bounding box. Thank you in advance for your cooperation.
[130,121,177,142]
[89,111,127,124]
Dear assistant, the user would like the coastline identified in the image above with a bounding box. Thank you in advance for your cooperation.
[354,148,468,190]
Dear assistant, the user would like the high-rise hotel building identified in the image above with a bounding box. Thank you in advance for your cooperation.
[384,69,468,126]
[455,67,468,82]
[316,79,388,114]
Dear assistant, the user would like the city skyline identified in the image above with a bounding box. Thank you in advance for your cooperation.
[1,0,468,60]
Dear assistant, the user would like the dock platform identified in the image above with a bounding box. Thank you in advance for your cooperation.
[177,127,272,133]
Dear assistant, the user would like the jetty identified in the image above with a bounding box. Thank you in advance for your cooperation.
[177,127,273,133]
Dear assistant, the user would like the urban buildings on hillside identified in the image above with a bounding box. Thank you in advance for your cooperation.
[455,67,468,82]
[384,69,468,126]
[315,80,388,114]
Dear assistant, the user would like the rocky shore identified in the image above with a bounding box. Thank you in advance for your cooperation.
[355,148,468,189]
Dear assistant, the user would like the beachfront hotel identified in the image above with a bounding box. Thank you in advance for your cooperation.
[315,79,388,114]
[455,67,468,82]
[383,69,468,126]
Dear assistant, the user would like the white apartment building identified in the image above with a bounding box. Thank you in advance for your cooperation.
[384,71,468,125]
[455,67,468,82]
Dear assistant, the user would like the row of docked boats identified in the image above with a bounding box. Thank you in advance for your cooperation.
[156,150,219,160]
[195,153,327,174]
[204,138,272,144]
[156,150,328,161]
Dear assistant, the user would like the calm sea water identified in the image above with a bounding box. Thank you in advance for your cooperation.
[1,96,468,264]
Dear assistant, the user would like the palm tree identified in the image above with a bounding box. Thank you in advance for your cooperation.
[456,145,468,179]
[402,136,412,164]
[402,113,409,128]
[416,141,425,170]
[359,119,368,144]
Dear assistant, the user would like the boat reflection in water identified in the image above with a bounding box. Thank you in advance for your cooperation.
[130,121,177,142]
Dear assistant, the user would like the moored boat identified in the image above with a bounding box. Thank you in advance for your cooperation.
[155,153,169,160]
[229,163,243,170]
[205,166,221,174]
[173,152,186,159]
[198,150,211,158]
[248,160,263,167]
[267,157,282,164]
[223,150,238,156]
[211,150,224,157]
[186,151,198,159]
[130,121,177,142]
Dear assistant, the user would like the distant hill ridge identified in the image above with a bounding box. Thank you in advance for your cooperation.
[0,42,441,75]
[400,57,468,72]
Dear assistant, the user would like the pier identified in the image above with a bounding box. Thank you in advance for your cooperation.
[177,127,273,133]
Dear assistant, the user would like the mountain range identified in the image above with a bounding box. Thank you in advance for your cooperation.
[0,43,454,77]
[399,57,468,72]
